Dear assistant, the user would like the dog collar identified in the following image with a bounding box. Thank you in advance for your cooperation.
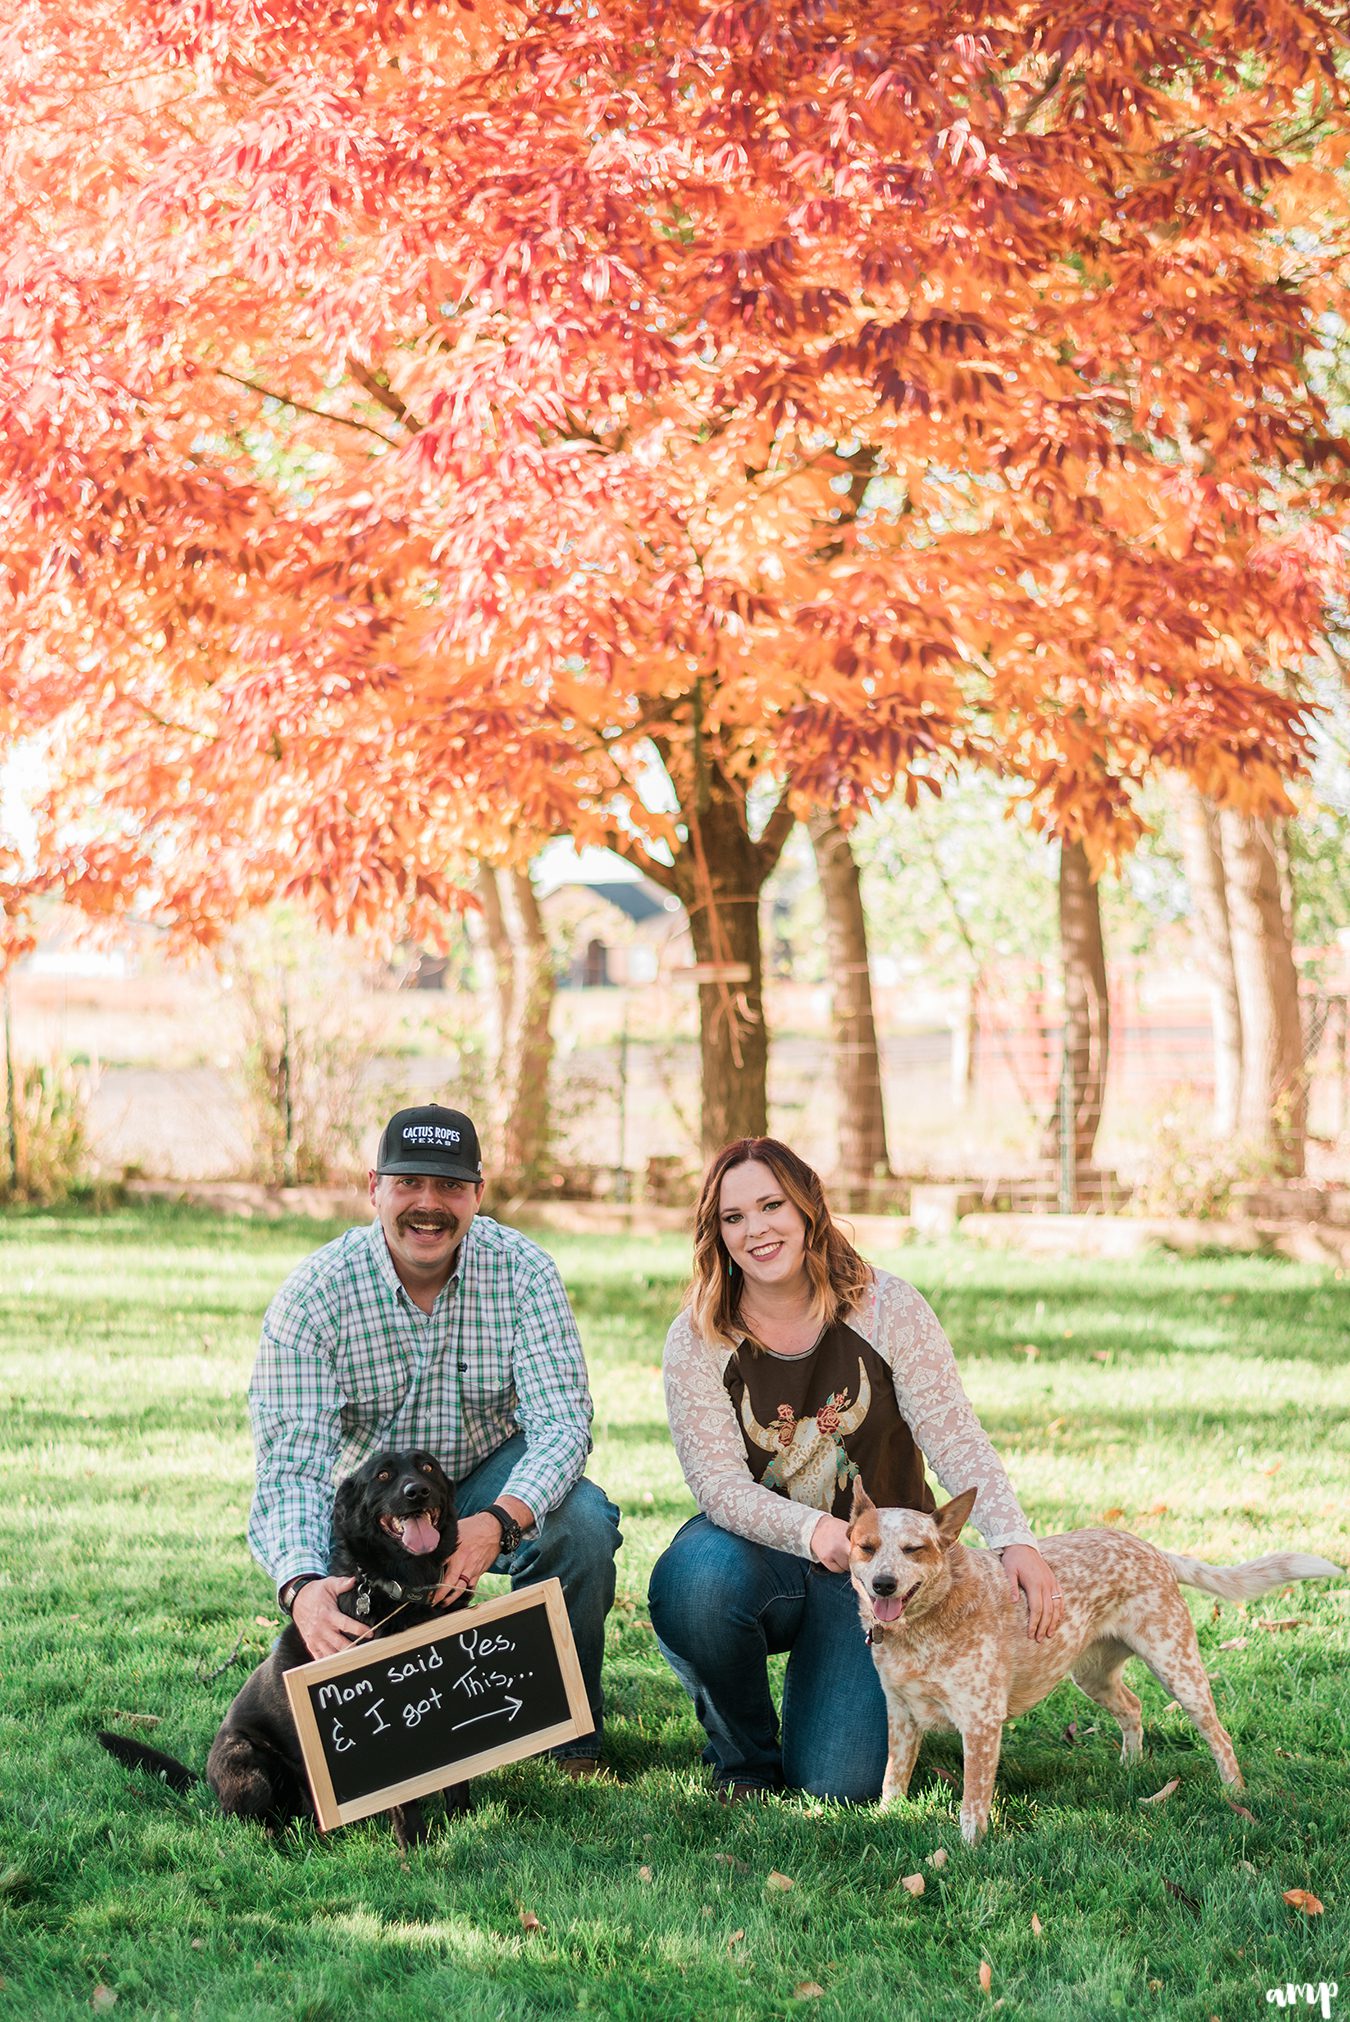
[351,1573,443,1618]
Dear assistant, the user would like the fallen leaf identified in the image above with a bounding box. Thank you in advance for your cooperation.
[1210,1602,1222,1621]
[930,1765,959,1788]
[1218,1636,1249,1650]
[519,1909,541,1933]
[928,1849,949,1869]
[190,1939,204,1950]
[1162,1699,1181,1713]
[253,1614,277,1627]
[1276,1748,1296,1759]
[1016,1342,1040,1359]
[1091,1350,1109,1362]
[1237,1860,1257,1874]
[713,1853,748,1876]
[1044,1416,1065,1434]
[1031,1912,1043,1936]
[638,1865,653,1883]
[765,1871,794,1892]
[793,1985,825,2001]
[1258,1618,1308,1633]
[1141,1778,1180,1806]
[1146,1501,1169,1516]
[979,1960,993,1994]
[1282,1889,1324,1916]
[1259,1464,1281,1476]
[1226,1800,1256,1823]
[900,1874,925,1897]
[1062,1721,1079,1746]
[92,1990,116,2013]
[727,1929,745,1952]
[1101,1506,1126,1523]
[1163,1878,1201,1914]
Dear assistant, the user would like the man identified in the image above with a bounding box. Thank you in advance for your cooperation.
[247,1101,621,1777]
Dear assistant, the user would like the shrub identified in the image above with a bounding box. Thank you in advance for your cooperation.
[0,1054,95,1203]
[1127,1101,1280,1220]
[227,915,383,1187]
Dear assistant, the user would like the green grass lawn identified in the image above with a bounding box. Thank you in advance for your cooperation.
[0,1203,1346,2022]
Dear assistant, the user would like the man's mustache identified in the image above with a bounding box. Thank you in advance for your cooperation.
[395,1210,458,1233]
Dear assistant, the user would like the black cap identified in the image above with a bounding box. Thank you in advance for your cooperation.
[374,1105,483,1182]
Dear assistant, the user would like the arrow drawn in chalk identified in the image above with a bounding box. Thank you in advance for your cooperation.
[452,1694,523,1731]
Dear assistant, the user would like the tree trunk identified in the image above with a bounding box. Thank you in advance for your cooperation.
[470,864,555,1186]
[1044,839,1110,1195]
[1178,787,1242,1137]
[1218,810,1306,1175]
[670,766,775,1158]
[807,810,891,1200]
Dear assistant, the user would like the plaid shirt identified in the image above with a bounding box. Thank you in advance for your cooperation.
[247,1215,594,1588]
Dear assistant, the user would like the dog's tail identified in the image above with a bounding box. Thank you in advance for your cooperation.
[97,1730,200,1794]
[1162,1550,1343,1603]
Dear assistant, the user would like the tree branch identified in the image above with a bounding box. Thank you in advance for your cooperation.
[346,359,424,435]
[609,832,679,894]
[752,794,796,878]
[214,369,400,447]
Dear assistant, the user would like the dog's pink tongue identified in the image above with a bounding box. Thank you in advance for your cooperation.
[871,1594,906,1624]
[400,1514,441,1557]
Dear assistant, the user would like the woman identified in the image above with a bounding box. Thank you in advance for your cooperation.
[649,1137,1061,1804]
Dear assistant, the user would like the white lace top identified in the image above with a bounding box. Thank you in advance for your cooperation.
[663,1267,1037,1560]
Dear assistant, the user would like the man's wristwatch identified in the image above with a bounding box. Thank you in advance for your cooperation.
[279,1573,324,1616]
[484,1504,523,1556]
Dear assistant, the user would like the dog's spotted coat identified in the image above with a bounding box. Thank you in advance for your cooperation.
[848,1483,1341,1845]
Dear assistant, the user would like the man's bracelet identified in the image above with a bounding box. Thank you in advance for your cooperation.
[278,1573,324,1616]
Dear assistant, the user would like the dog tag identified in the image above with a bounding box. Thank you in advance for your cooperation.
[354,1589,371,1620]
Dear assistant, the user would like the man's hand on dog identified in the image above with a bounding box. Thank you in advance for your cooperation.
[292,1575,375,1659]
[431,1498,535,1605]
[1000,1544,1064,1640]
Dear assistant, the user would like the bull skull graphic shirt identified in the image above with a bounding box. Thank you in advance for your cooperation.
[724,1318,935,1519]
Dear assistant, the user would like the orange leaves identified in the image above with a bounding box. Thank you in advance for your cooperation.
[1,0,1345,935]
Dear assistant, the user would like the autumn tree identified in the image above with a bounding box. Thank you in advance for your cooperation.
[3,0,1347,1160]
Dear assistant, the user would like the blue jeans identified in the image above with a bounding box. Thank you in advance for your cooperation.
[457,1433,621,1759]
[648,1515,887,1800]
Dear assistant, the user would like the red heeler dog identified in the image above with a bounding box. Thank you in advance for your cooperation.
[848,1482,1341,1845]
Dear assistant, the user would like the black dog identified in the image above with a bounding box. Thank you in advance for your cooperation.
[99,1450,468,1845]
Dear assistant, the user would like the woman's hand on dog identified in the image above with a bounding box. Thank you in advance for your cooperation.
[1000,1545,1064,1641]
[292,1575,375,1659]
[811,1514,854,1573]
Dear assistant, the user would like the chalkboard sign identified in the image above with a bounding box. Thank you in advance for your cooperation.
[283,1578,592,1829]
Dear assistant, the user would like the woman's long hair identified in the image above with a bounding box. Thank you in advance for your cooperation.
[686,1137,873,1352]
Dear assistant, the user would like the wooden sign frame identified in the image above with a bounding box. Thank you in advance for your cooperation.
[284,1577,592,1830]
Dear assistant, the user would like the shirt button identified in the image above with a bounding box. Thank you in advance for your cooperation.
[458,1362,468,1374]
